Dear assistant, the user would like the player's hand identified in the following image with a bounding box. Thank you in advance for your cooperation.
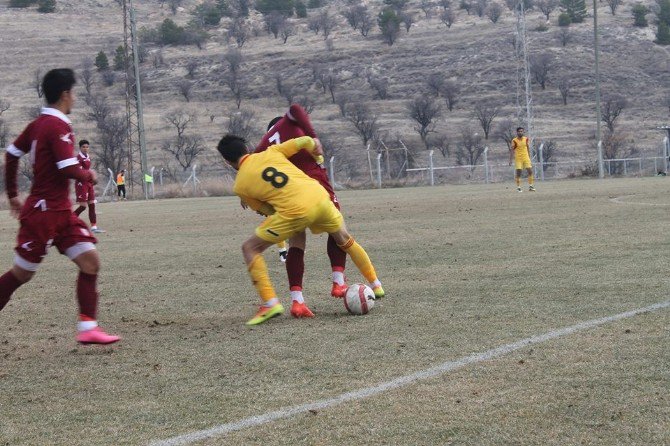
[89,170,98,185]
[240,199,248,210]
[313,138,324,157]
[8,196,22,219]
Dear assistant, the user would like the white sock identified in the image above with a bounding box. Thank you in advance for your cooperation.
[77,320,98,332]
[263,298,279,308]
[332,271,345,285]
[290,290,304,303]
[371,279,382,288]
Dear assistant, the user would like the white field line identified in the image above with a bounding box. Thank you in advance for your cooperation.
[150,300,670,446]
[610,196,670,206]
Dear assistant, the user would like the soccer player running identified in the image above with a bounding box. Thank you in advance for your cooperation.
[509,127,536,192]
[73,139,105,233]
[255,104,349,318]
[0,68,120,345]
[217,134,385,326]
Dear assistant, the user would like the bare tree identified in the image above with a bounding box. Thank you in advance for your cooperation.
[359,11,373,36]
[319,10,336,40]
[223,71,247,109]
[308,15,321,35]
[228,18,250,47]
[79,58,95,96]
[152,50,165,68]
[441,80,461,111]
[420,0,435,17]
[474,0,489,17]
[312,64,328,94]
[223,48,244,74]
[347,102,380,147]
[96,114,128,175]
[536,0,558,20]
[335,92,351,117]
[601,95,628,132]
[227,109,255,141]
[601,129,636,173]
[176,80,193,102]
[101,70,116,87]
[399,11,415,32]
[343,4,367,30]
[264,11,287,38]
[540,139,557,169]
[557,27,571,46]
[164,111,194,139]
[367,74,390,99]
[427,72,445,97]
[486,2,503,22]
[495,118,516,150]
[185,60,198,79]
[557,76,571,105]
[325,71,339,103]
[162,111,205,171]
[456,126,486,169]
[0,100,10,117]
[605,0,622,15]
[86,94,114,125]
[440,8,457,28]
[280,22,295,43]
[530,53,552,90]
[473,103,500,139]
[439,0,452,9]
[408,95,442,149]
[426,133,451,157]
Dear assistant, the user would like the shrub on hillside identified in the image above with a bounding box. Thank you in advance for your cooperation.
[256,0,294,16]
[296,0,307,17]
[632,3,649,27]
[557,12,572,26]
[560,0,586,23]
[37,0,55,12]
[95,51,109,71]
[9,0,36,7]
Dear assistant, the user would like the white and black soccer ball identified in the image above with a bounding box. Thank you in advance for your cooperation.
[344,284,375,315]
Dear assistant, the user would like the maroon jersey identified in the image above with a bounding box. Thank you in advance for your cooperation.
[77,151,92,171]
[7,108,79,211]
[255,104,322,176]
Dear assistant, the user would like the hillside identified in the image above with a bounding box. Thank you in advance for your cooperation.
[0,0,669,187]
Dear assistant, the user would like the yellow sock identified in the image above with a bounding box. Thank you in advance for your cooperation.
[248,254,276,302]
[515,176,521,186]
[338,237,378,283]
[276,240,286,250]
[528,174,534,185]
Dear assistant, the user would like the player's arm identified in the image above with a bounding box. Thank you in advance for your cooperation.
[287,104,317,138]
[272,136,322,161]
[240,195,275,216]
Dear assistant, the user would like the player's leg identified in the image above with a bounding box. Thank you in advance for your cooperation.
[242,234,285,325]
[0,265,34,312]
[515,168,523,192]
[526,166,535,191]
[285,231,314,318]
[328,200,348,297]
[60,214,119,344]
[74,182,87,216]
[88,187,104,233]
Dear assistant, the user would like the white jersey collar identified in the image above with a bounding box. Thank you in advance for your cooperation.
[41,107,72,125]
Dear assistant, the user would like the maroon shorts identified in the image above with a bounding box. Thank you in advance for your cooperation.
[14,207,97,270]
[308,168,340,210]
[75,181,95,203]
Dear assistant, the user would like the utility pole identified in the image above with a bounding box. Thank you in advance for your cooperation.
[515,1,534,156]
[122,0,149,198]
[594,0,604,178]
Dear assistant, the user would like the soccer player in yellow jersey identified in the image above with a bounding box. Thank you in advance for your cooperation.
[509,127,536,192]
[217,134,385,326]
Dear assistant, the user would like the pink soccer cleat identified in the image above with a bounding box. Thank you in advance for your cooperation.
[331,282,348,298]
[76,327,121,345]
[290,301,315,318]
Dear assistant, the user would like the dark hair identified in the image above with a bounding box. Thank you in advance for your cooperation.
[516,127,524,132]
[217,134,249,163]
[267,116,282,131]
[42,68,76,105]
[79,139,89,147]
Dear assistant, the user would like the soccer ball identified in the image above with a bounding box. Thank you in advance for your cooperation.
[344,284,375,315]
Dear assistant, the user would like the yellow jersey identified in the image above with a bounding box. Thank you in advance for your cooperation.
[511,136,531,159]
[233,137,328,218]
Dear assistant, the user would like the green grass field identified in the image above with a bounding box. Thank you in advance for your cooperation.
[0,178,668,446]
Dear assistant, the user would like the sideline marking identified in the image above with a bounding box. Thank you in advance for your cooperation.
[151,300,670,446]
[609,196,670,206]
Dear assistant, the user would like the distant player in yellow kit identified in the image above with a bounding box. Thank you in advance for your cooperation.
[509,127,536,192]
[216,134,385,326]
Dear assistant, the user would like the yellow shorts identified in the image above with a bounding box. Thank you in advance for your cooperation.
[515,157,532,170]
[255,199,344,243]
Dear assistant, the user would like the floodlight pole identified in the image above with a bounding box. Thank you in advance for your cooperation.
[594,0,604,178]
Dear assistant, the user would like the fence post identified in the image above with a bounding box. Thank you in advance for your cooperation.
[102,168,116,200]
[159,168,163,188]
[538,143,545,181]
[483,147,489,184]
[664,137,669,174]
[597,140,605,178]
[150,166,155,198]
[329,156,336,188]
[376,153,383,188]
[429,150,435,186]
[366,144,374,185]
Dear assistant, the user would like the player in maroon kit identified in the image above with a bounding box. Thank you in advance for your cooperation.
[254,104,349,318]
[0,68,120,345]
[73,139,105,233]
